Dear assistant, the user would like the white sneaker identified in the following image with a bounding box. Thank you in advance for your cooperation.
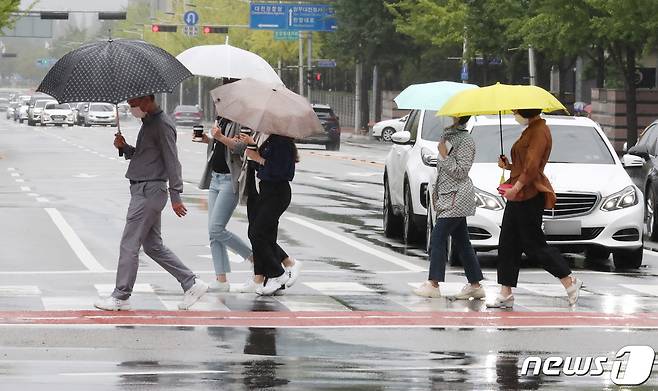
[486,294,514,308]
[412,281,441,298]
[208,280,230,293]
[234,278,259,293]
[178,279,209,310]
[257,273,290,296]
[452,284,486,300]
[94,296,131,311]
[273,286,286,296]
[566,277,583,305]
[285,259,302,288]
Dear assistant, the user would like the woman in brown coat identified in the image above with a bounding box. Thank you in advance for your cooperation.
[487,108,582,308]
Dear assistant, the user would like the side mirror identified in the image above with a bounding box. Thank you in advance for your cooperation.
[628,144,650,160]
[621,154,645,168]
[621,154,646,168]
[391,130,412,145]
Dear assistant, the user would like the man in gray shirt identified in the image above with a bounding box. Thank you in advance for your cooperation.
[94,94,208,311]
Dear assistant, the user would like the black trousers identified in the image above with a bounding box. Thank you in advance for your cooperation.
[247,178,291,278]
[497,193,571,287]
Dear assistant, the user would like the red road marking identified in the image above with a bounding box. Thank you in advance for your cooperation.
[0,311,657,328]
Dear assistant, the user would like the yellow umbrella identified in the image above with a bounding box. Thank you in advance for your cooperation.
[437,82,568,184]
[437,82,568,117]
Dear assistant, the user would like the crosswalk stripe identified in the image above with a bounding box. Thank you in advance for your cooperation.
[0,285,41,296]
[517,283,592,297]
[620,284,658,296]
[274,295,349,311]
[42,296,95,310]
[303,282,377,295]
[94,283,154,296]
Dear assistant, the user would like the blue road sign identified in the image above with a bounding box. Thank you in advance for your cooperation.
[250,3,336,31]
[316,59,336,68]
[184,11,199,26]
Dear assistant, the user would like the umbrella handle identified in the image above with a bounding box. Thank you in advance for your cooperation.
[115,104,123,157]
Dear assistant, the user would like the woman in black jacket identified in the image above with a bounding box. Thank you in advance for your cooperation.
[239,133,301,295]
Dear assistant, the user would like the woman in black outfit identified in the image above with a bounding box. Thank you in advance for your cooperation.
[239,133,300,295]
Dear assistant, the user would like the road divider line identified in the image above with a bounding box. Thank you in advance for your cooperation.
[20,186,30,192]
[44,208,107,273]
[61,370,229,377]
[286,216,425,272]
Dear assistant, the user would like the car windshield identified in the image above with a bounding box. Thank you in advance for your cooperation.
[420,110,453,141]
[46,103,70,110]
[314,108,333,119]
[90,104,114,112]
[35,100,53,108]
[470,123,615,164]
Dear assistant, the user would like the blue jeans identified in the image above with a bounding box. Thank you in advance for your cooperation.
[208,172,252,275]
[428,217,483,283]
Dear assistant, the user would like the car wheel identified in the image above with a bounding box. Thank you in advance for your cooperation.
[383,175,402,238]
[381,127,396,142]
[403,183,420,244]
[645,185,658,241]
[612,247,643,269]
[27,120,34,126]
[84,121,91,127]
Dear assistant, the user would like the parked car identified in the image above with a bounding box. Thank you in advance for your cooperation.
[372,114,408,142]
[27,98,57,126]
[84,103,117,127]
[172,105,203,127]
[624,119,658,241]
[295,104,341,151]
[40,102,74,127]
[413,114,644,269]
[117,102,130,118]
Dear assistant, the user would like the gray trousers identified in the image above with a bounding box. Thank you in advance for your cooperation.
[112,182,196,300]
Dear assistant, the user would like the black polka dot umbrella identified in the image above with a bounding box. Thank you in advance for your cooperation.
[36,39,192,105]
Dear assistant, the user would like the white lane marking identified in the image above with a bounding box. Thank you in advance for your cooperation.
[341,183,361,188]
[44,208,107,272]
[94,283,153,296]
[61,370,229,377]
[15,179,24,183]
[620,284,658,296]
[20,186,30,192]
[197,251,245,263]
[274,295,349,311]
[313,176,330,181]
[518,283,592,297]
[348,172,381,177]
[36,197,50,203]
[0,285,41,296]
[10,173,19,177]
[304,282,377,295]
[42,296,96,310]
[27,193,38,197]
[7,167,15,171]
[287,216,425,272]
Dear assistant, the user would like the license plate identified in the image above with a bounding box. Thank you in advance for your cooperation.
[542,220,581,235]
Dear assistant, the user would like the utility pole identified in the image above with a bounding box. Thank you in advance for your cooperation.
[354,62,361,133]
[277,58,282,79]
[298,33,304,95]
[528,46,537,86]
[307,32,312,100]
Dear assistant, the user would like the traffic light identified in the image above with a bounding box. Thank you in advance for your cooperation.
[151,24,177,33]
[203,26,229,34]
[306,70,312,87]
[315,72,321,82]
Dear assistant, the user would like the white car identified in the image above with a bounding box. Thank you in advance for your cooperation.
[421,114,645,269]
[372,114,408,142]
[40,102,74,127]
[84,103,117,127]
[28,99,57,126]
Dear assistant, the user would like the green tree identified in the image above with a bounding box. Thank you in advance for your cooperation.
[0,0,20,30]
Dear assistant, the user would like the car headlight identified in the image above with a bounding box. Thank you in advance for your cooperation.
[421,147,438,167]
[601,185,638,211]
[474,187,504,211]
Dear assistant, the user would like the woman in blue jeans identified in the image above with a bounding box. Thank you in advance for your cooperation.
[412,116,485,299]
[197,116,253,292]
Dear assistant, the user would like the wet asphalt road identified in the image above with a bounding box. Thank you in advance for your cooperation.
[2,117,658,390]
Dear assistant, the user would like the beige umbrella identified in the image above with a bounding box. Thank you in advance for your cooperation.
[210,78,323,138]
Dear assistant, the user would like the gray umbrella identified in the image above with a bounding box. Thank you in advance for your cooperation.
[37,38,191,104]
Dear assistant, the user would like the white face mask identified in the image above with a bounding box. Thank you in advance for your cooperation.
[130,106,146,118]
[514,113,528,126]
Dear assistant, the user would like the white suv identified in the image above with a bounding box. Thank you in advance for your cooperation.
[421,114,645,269]
[384,109,452,244]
